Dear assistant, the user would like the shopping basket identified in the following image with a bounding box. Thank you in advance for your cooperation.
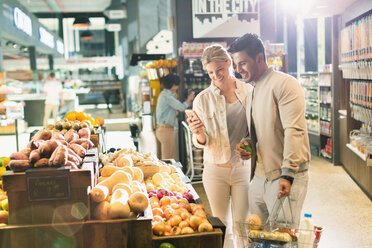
[236,196,323,248]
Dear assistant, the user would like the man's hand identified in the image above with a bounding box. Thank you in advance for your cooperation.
[278,178,291,198]
[235,141,251,160]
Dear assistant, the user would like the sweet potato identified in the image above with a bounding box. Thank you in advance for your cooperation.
[32,129,52,141]
[70,138,94,149]
[50,145,68,167]
[9,160,31,172]
[34,158,49,168]
[78,128,91,139]
[38,140,61,158]
[68,148,82,165]
[29,150,41,164]
[69,143,86,158]
[10,152,29,161]
[27,140,46,150]
[66,160,79,169]
[19,148,31,158]
[64,129,79,143]
[52,131,65,141]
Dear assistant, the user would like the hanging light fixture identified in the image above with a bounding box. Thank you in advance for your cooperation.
[73,17,91,27]
[80,30,94,40]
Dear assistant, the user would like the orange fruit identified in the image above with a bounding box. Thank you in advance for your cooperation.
[95,116,104,126]
[152,207,164,218]
[65,112,76,121]
[86,116,95,125]
[76,112,87,122]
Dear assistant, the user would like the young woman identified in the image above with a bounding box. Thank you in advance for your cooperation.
[187,44,253,248]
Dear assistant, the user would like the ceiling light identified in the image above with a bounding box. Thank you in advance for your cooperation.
[80,30,94,40]
[73,17,91,27]
[316,5,328,9]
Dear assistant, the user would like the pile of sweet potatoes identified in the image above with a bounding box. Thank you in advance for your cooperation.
[8,128,94,172]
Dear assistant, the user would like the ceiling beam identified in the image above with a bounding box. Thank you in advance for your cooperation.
[35,12,106,18]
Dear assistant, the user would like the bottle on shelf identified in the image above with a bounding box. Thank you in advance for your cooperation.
[298,213,315,248]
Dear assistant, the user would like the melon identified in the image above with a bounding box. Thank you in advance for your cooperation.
[245,214,263,230]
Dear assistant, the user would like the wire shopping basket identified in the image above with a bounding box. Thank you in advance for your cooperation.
[236,196,323,248]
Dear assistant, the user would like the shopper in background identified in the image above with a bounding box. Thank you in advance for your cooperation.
[230,33,311,228]
[43,72,65,126]
[187,44,253,248]
[155,74,194,159]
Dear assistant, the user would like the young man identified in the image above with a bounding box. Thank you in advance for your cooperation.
[43,72,65,127]
[229,33,311,228]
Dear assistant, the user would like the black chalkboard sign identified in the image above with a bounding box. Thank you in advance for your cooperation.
[26,167,71,202]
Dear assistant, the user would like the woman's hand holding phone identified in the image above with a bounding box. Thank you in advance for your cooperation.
[185,110,204,134]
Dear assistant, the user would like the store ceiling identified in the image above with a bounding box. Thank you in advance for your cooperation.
[18,0,111,13]
[306,0,357,18]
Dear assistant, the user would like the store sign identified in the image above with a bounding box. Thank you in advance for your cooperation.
[13,7,32,36]
[56,40,64,55]
[192,0,260,38]
[39,27,55,48]
[105,23,121,32]
[26,168,71,202]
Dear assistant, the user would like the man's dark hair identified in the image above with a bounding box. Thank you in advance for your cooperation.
[160,74,180,89]
[50,72,55,78]
[228,33,266,61]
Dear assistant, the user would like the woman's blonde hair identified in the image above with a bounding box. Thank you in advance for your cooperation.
[201,44,232,69]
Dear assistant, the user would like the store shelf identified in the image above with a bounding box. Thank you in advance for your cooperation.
[320,117,331,122]
[320,132,332,137]
[346,143,367,161]
[306,111,319,116]
[308,130,320,136]
[302,86,318,90]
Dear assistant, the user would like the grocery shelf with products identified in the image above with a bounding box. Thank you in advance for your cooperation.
[338,7,372,201]
[301,69,334,160]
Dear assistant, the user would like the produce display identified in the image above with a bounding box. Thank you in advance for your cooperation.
[146,172,189,194]
[45,112,104,134]
[0,189,8,226]
[8,128,94,172]
[145,58,178,69]
[150,197,213,236]
[92,149,154,220]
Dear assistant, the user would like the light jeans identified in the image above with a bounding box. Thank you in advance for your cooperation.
[249,170,309,229]
[43,104,58,127]
[155,124,175,159]
[203,161,251,248]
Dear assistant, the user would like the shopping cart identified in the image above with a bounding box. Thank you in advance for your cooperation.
[236,196,323,248]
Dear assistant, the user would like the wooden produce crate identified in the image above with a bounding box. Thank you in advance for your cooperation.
[2,167,93,225]
[0,218,152,248]
[152,228,223,248]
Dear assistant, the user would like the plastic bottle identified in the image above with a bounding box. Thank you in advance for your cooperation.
[298,213,315,248]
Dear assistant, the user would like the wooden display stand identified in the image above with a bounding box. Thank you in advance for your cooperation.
[2,167,93,225]
[152,229,223,248]
[0,218,152,248]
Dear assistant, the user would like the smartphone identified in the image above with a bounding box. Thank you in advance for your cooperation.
[185,109,199,121]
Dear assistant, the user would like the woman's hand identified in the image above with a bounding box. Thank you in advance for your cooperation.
[186,116,206,144]
[235,141,251,160]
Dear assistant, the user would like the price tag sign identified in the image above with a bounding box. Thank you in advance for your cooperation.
[26,167,71,202]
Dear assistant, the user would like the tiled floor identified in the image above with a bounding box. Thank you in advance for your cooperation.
[2,105,372,247]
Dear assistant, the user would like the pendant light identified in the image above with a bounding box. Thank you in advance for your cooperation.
[73,17,91,27]
[80,30,94,40]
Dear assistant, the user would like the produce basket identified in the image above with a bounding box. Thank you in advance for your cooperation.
[236,197,323,248]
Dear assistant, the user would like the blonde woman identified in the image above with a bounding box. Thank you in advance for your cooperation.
[187,44,253,248]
